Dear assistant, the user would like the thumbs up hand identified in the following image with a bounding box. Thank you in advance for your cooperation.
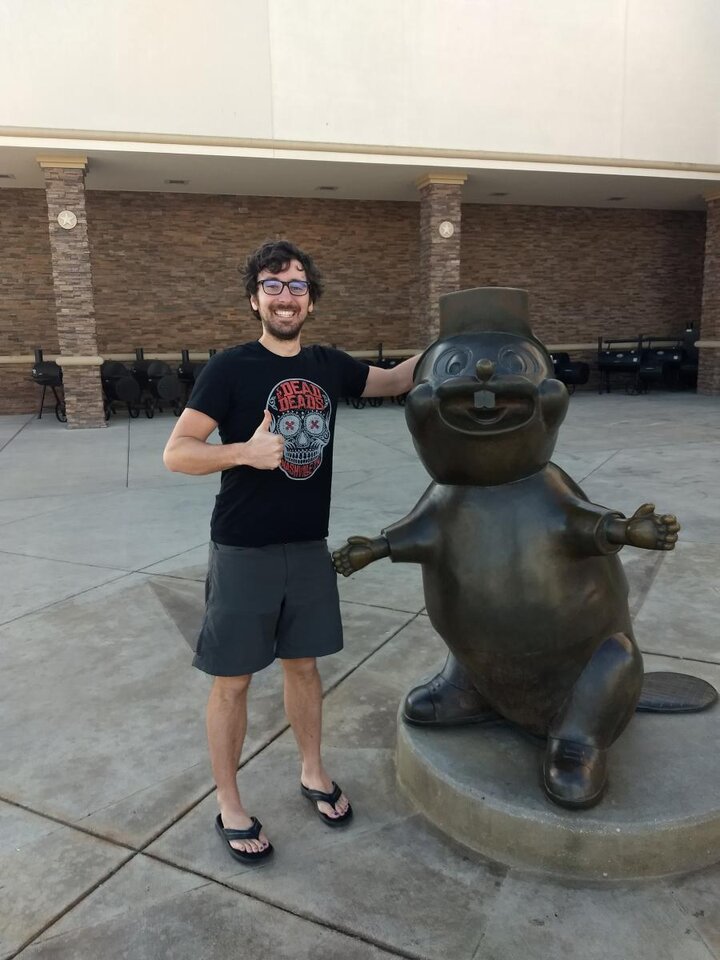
[241,410,284,469]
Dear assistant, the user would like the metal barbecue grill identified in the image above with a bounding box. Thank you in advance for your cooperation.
[338,343,409,409]
[550,352,590,395]
[596,337,642,394]
[101,361,142,418]
[635,337,684,392]
[130,349,183,418]
[30,349,66,422]
[177,349,208,409]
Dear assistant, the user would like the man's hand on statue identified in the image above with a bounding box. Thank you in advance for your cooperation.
[332,536,381,576]
[242,410,284,469]
[623,502,680,550]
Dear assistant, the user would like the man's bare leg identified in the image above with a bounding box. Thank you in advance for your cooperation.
[206,674,270,853]
[281,657,350,819]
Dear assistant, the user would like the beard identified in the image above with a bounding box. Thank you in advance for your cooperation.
[260,309,307,341]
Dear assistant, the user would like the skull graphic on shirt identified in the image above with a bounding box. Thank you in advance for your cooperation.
[266,379,332,480]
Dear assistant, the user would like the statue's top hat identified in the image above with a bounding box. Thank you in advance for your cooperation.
[439,287,534,340]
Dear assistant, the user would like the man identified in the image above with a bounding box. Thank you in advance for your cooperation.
[163,239,418,863]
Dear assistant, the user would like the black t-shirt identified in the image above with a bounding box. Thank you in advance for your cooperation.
[187,341,369,547]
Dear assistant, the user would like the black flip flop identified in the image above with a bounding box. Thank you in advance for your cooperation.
[215,814,273,864]
[300,781,353,827]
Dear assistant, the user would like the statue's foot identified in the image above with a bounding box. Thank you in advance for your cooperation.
[542,738,608,810]
[403,674,498,727]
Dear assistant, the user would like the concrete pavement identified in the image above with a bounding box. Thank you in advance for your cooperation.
[1,393,719,959]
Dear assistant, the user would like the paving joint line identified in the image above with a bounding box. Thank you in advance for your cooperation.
[0,507,71,530]
[130,610,421,852]
[3,614,421,959]
[142,571,205,584]
[0,414,34,454]
[135,541,210,574]
[139,849,421,960]
[0,540,210,579]
[1,612,420,857]
[0,572,134,629]
[629,550,667,620]
[0,546,131,572]
[340,597,425,615]
[0,794,139,854]
[577,449,621,484]
[6,852,139,960]
[0,487,123,504]
[666,885,717,960]
[640,649,719,667]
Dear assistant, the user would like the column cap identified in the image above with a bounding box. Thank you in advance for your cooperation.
[704,190,720,203]
[36,156,88,170]
[416,173,468,190]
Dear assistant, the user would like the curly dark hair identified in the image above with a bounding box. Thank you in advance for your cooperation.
[241,240,324,319]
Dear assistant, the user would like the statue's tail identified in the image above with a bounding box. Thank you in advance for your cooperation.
[637,672,717,713]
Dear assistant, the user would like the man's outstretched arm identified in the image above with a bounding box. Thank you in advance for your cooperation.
[163,408,284,475]
[362,354,421,398]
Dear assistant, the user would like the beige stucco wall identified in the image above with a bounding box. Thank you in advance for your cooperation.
[2,0,719,164]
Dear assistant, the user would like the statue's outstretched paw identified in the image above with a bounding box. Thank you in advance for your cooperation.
[403,674,498,727]
[543,738,608,809]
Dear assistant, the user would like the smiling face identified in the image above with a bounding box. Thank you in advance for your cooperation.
[250,259,314,343]
[406,331,569,485]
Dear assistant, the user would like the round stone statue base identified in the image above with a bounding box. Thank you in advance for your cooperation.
[396,707,720,880]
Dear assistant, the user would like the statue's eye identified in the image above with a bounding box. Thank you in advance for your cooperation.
[498,346,531,375]
[434,348,471,378]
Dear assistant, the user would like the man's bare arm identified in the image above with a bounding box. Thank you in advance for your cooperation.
[163,408,284,476]
[362,354,420,398]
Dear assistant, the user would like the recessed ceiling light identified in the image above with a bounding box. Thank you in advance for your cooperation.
[164,178,189,185]
[315,185,338,191]
[607,196,625,201]
[0,173,16,179]
[489,191,508,197]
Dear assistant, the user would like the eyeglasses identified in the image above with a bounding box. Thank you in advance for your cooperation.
[259,279,310,296]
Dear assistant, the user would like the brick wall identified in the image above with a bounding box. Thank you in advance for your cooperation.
[0,189,57,413]
[0,189,708,412]
[85,192,421,355]
[0,189,57,353]
[461,205,706,345]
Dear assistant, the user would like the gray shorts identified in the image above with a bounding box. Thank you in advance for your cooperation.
[193,539,343,677]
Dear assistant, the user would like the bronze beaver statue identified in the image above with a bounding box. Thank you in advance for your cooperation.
[332,287,713,810]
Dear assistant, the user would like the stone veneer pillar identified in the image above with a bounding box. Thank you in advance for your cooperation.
[38,157,106,428]
[416,174,467,343]
[697,194,720,395]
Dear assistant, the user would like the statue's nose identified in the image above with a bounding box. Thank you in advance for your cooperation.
[476,359,495,382]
